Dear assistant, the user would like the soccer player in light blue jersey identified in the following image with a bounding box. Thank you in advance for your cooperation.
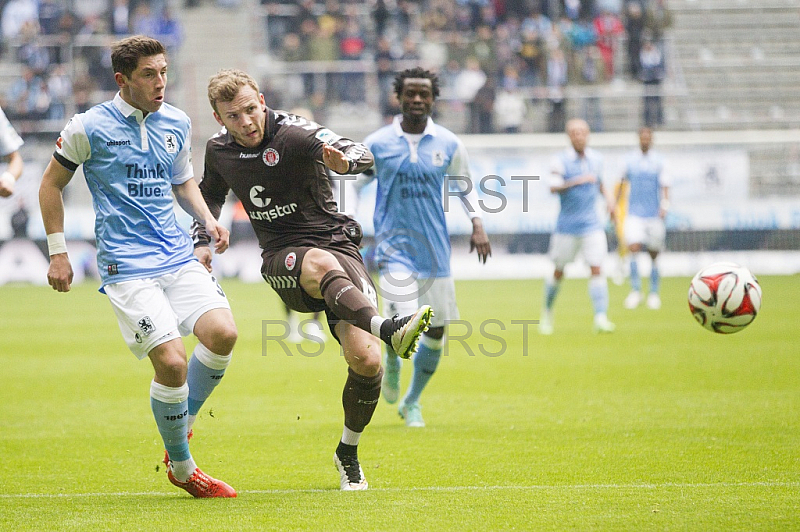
[618,127,670,310]
[39,36,238,498]
[540,118,616,334]
[0,105,24,197]
[360,68,492,427]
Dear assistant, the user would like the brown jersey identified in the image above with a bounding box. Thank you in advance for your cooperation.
[192,109,373,255]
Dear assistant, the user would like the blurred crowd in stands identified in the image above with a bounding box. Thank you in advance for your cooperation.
[0,0,183,128]
[0,0,671,133]
[262,0,672,132]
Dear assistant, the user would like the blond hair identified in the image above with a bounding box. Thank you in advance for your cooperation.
[207,69,260,113]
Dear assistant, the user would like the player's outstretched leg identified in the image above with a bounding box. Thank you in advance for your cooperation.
[317,270,432,358]
[376,305,433,359]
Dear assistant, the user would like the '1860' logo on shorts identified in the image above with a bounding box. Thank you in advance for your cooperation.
[138,316,156,337]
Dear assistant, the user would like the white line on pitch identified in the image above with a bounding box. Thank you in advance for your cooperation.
[1,481,798,499]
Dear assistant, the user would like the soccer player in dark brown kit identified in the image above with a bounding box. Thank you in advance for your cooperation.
[193,69,432,490]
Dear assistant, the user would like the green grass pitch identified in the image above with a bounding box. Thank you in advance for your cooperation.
[1,275,798,530]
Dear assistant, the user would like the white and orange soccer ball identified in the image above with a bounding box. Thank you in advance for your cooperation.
[688,262,762,334]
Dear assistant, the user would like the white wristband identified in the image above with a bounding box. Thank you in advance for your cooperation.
[660,198,670,211]
[47,232,68,256]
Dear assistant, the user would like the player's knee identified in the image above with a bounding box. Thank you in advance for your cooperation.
[350,351,382,378]
[303,249,342,279]
[153,353,188,386]
[210,323,238,355]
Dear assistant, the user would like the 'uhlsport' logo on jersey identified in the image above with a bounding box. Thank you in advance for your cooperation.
[262,148,280,166]
[107,139,132,147]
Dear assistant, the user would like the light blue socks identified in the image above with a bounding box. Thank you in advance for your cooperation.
[589,275,609,315]
[187,343,231,430]
[403,334,443,405]
[150,381,191,462]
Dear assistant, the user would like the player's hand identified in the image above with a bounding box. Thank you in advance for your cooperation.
[47,254,74,292]
[583,173,598,185]
[470,219,492,264]
[0,172,15,197]
[323,145,350,174]
[194,246,214,272]
[205,219,230,255]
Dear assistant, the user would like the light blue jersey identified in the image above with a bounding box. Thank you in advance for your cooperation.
[0,106,23,156]
[550,147,605,235]
[363,116,476,278]
[624,149,667,218]
[54,94,195,288]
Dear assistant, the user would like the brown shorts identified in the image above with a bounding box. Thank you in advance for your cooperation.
[261,242,377,338]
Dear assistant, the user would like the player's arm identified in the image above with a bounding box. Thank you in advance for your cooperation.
[550,171,597,193]
[0,150,23,197]
[449,139,491,263]
[39,157,75,292]
[659,185,670,219]
[549,158,596,194]
[313,128,374,174]
[173,178,229,256]
[189,150,232,271]
[597,176,616,221]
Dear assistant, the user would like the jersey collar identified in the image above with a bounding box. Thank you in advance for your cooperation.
[392,115,436,138]
[113,92,150,122]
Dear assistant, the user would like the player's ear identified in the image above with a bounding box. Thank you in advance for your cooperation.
[213,111,224,127]
[114,72,126,90]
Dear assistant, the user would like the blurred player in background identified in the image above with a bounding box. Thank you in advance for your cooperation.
[618,126,670,309]
[0,105,24,197]
[540,118,616,334]
[39,36,238,498]
[194,68,432,490]
[358,67,491,427]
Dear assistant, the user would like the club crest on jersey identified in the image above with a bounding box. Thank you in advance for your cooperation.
[432,150,445,167]
[262,148,280,166]
[164,133,177,153]
[285,252,297,271]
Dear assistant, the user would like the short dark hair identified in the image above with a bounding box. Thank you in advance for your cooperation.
[111,35,166,78]
[393,67,440,100]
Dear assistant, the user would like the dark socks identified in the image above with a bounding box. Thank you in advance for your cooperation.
[319,270,380,333]
[341,367,383,433]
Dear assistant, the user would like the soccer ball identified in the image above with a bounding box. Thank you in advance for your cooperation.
[688,262,762,334]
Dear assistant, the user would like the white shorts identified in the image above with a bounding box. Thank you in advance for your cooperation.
[104,261,231,359]
[624,215,666,252]
[549,230,608,270]
[379,269,458,329]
